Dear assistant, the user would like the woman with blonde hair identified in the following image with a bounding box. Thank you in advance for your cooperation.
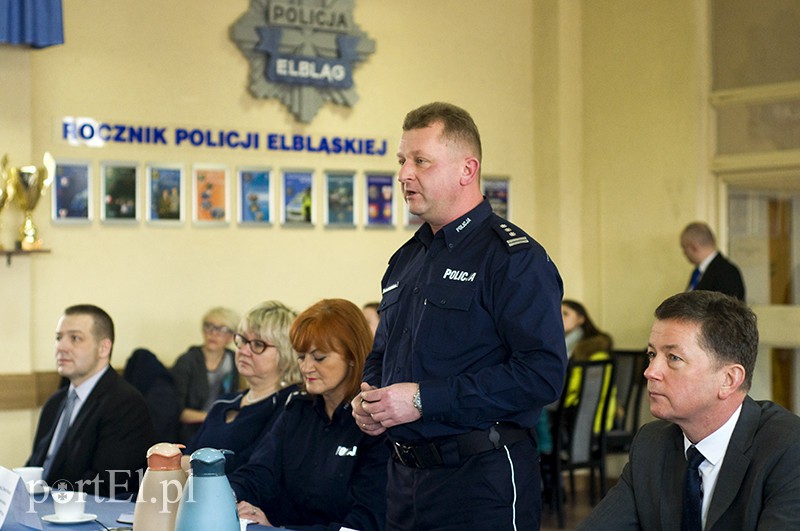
[185,301,301,473]
[172,306,240,443]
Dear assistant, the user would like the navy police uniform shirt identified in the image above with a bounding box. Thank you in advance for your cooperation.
[364,199,567,443]
[229,392,389,531]
[186,384,298,474]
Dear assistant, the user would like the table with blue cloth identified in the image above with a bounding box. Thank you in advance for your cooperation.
[5,493,282,530]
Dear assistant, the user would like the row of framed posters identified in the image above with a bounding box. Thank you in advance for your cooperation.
[51,160,510,227]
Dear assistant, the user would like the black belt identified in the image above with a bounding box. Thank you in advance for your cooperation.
[391,424,532,469]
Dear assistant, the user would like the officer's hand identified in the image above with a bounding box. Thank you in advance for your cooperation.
[353,382,386,435]
[360,382,421,428]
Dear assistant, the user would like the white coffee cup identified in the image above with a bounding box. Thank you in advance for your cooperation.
[12,466,45,494]
[52,490,87,520]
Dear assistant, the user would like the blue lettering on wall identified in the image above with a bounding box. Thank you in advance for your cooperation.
[173,128,262,149]
[63,118,168,147]
[61,117,386,157]
[262,134,387,156]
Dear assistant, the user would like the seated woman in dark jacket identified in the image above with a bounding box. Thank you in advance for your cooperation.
[185,300,301,474]
[561,299,616,430]
[172,306,240,444]
[230,298,389,531]
[562,299,613,362]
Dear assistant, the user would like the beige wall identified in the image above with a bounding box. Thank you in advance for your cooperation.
[12,0,537,371]
[582,0,711,347]
[531,0,710,349]
[1,44,39,467]
[1,0,719,465]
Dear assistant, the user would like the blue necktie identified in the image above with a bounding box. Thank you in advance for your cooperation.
[682,445,705,531]
[688,267,701,290]
[43,389,78,476]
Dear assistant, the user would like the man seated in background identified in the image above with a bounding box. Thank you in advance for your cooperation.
[26,304,155,497]
[579,291,800,530]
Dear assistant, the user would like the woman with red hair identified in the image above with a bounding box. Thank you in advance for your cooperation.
[230,298,388,531]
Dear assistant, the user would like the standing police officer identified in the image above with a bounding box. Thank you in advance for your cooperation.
[352,102,567,530]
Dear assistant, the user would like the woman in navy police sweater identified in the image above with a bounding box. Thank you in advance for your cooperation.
[231,298,389,531]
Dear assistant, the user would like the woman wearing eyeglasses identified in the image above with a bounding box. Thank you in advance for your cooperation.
[231,298,389,531]
[172,306,240,444]
[184,301,301,473]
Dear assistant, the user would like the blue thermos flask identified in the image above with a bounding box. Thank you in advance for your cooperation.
[174,448,239,531]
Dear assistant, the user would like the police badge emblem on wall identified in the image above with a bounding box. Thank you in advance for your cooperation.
[231,0,376,123]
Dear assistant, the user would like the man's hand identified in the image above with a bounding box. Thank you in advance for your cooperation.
[354,381,421,433]
[352,383,386,435]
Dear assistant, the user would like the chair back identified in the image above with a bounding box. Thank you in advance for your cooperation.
[610,349,647,434]
[546,358,615,527]
[557,358,615,464]
[124,348,181,442]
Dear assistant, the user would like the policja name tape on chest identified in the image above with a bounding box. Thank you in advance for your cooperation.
[442,269,477,282]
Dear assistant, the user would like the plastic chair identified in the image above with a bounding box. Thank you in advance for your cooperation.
[547,358,615,529]
[601,349,647,481]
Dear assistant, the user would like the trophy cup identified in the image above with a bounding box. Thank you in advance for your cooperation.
[7,152,55,251]
[0,155,11,250]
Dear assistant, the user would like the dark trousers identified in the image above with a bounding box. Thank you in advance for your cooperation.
[386,438,540,531]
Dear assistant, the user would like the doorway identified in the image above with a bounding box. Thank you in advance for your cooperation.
[728,183,800,411]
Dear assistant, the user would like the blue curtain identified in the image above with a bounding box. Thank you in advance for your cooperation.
[0,0,63,49]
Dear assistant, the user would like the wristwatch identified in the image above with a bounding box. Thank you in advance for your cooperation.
[412,386,423,416]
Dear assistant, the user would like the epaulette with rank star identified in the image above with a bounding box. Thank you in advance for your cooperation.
[491,219,532,253]
[284,389,306,408]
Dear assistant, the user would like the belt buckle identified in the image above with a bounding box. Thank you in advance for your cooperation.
[393,440,445,468]
[393,441,417,467]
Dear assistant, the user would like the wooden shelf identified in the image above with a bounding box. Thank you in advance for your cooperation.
[2,248,51,266]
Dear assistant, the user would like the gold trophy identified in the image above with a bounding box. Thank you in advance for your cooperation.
[7,152,55,250]
[0,155,11,250]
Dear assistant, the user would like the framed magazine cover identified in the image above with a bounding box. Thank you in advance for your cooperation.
[281,169,314,226]
[238,167,272,225]
[52,159,92,223]
[324,171,356,227]
[365,172,394,227]
[482,176,510,219]
[192,164,229,224]
[100,161,139,223]
[146,163,184,223]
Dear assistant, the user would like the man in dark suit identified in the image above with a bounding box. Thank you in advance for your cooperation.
[680,221,745,300]
[578,291,800,530]
[26,304,155,498]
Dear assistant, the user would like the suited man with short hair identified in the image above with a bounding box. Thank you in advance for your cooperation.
[579,291,800,531]
[680,221,745,300]
[26,304,155,497]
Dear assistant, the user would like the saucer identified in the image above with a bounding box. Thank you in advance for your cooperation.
[41,513,97,524]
